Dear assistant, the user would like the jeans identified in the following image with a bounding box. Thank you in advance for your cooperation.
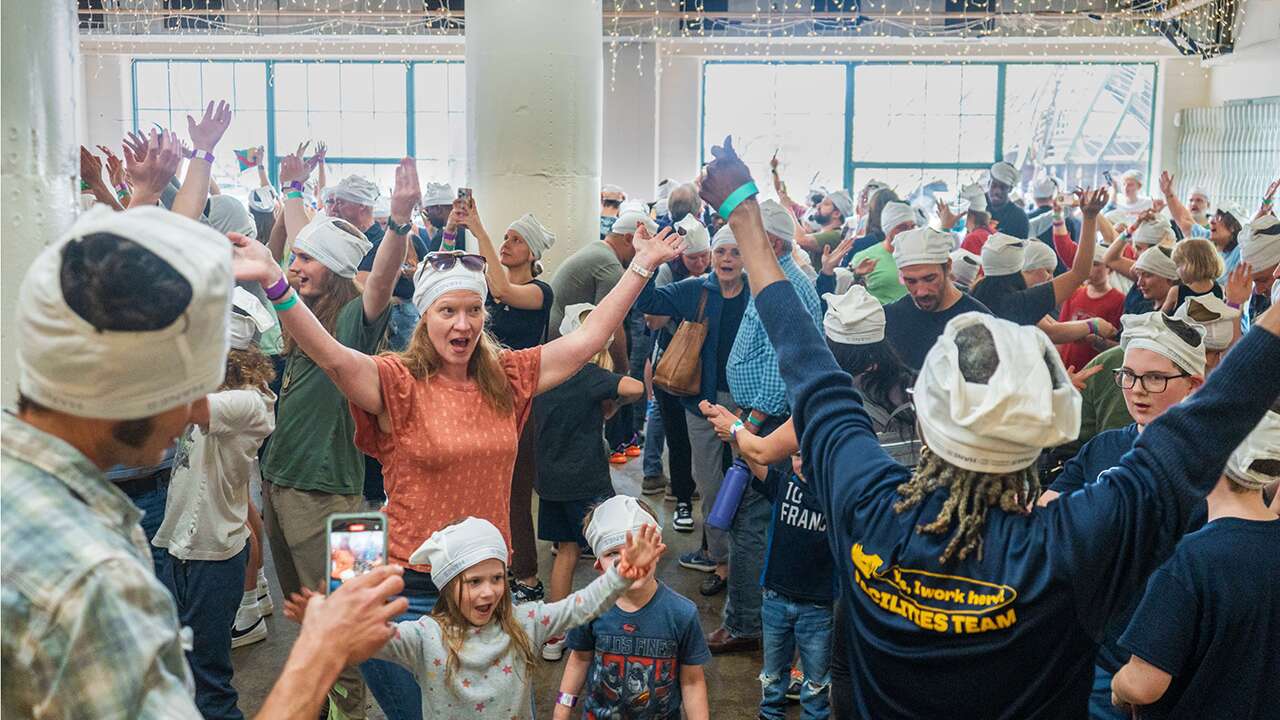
[124,478,170,576]
[360,570,439,720]
[724,484,771,639]
[685,394,735,562]
[1089,665,1127,720]
[159,544,249,720]
[760,589,832,720]
[387,301,421,352]
[656,387,695,504]
[642,396,666,479]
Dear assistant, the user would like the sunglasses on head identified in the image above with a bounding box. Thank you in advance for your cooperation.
[424,251,486,273]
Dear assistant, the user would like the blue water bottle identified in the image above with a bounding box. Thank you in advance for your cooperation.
[707,459,751,530]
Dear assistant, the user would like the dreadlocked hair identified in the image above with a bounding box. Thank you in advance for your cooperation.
[892,446,1040,565]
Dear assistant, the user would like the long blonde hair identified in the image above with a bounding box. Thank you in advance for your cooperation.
[393,310,515,415]
[431,566,536,691]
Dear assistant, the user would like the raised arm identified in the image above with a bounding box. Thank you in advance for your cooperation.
[121,130,181,208]
[314,141,328,194]
[1257,178,1278,221]
[96,144,131,208]
[360,158,416,322]
[537,227,684,395]
[1158,171,1194,236]
[1104,220,1137,280]
[80,146,124,211]
[455,197,546,310]
[1047,187,1106,306]
[172,100,232,220]
[229,233,384,415]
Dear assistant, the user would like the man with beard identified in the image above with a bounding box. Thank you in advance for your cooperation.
[987,161,1031,239]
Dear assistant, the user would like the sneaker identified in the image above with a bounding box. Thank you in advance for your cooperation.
[786,666,805,701]
[231,605,268,649]
[672,503,694,532]
[541,634,568,661]
[642,475,666,496]
[256,572,273,617]
[624,444,642,458]
[699,573,727,596]
[679,550,717,573]
[579,546,595,561]
[510,579,545,604]
[609,452,628,465]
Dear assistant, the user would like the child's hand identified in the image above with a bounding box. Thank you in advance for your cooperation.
[283,587,320,624]
[616,525,666,580]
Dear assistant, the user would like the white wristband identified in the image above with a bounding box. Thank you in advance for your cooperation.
[628,260,654,279]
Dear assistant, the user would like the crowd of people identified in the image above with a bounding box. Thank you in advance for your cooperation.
[3,94,1279,720]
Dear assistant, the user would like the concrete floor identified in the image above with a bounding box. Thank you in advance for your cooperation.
[232,457,805,719]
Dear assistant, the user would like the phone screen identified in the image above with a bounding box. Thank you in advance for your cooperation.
[327,513,387,594]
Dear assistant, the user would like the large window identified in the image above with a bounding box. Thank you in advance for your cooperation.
[703,61,1156,203]
[133,59,466,196]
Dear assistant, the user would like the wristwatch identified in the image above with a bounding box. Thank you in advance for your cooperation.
[386,217,413,236]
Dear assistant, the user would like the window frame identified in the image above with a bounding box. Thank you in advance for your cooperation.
[701,59,1159,195]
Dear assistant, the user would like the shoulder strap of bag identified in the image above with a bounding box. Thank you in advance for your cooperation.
[694,287,709,323]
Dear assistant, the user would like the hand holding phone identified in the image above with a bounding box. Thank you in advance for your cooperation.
[327,512,388,594]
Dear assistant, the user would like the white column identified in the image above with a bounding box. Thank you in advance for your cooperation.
[1,0,79,407]
[466,0,602,273]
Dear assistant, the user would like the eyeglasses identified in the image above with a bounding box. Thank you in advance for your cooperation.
[424,251,486,273]
[1112,368,1191,393]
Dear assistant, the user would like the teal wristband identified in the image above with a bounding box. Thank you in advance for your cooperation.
[272,293,298,312]
[285,191,303,200]
[717,181,759,219]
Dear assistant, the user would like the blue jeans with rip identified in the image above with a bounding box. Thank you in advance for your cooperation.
[759,589,832,720]
[159,544,249,720]
[360,569,438,720]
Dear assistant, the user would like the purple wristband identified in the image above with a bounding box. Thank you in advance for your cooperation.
[190,149,214,164]
[264,276,291,302]
[442,229,457,241]
[284,180,305,193]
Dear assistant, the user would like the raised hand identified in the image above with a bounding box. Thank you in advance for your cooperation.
[296,565,407,666]
[229,231,282,285]
[186,100,232,153]
[1224,262,1254,308]
[96,145,126,187]
[853,256,878,277]
[278,142,312,186]
[1158,171,1175,198]
[452,195,486,237]
[79,146,106,190]
[632,224,686,269]
[616,524,666,580]
[389,157,420,225]
[1265,178,1279,205]
[820,234,855,276]
[124,129,182,202]
[1077,186,1109,219]
[313,140,328,164]
[697,135,754,213]
[936,197,960,229]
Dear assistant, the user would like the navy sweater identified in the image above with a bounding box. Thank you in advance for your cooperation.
[751,278,1280,720]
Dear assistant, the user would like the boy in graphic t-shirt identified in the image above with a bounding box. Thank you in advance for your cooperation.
[556,497,710,720]
[754,454,836,720]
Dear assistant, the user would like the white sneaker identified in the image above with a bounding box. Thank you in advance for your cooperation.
[541,635,567,661]
[231,604,268,649]
[256,572,273,617]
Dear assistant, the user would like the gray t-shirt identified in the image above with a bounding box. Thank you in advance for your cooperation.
[548,241,624,339]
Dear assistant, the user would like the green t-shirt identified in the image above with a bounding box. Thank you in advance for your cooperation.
[1078,345,1133,443]
[264,297,391,495]
[813,229,843,250]
[850,243,907,305]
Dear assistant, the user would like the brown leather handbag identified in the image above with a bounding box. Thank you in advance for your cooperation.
[653,288,709,397]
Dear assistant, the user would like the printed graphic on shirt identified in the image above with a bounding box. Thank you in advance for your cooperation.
[780,479,825,532]
[585,650,679,719]
[849,543,1018,635]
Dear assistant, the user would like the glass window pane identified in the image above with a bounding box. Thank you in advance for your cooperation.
[274,111,308,150]
[372,64,406,113]
[136,109,171,135]
[447,64,466,110]
[201,63,234,108]
[308,112,343,154]
[853,64,997,165]
[341,64,375,112]
[272,64,307,111]
[414,63,448,113]
[306,64,340,112]
[135,62,170,109]
[234,63,266,110]
[168,62,202,111]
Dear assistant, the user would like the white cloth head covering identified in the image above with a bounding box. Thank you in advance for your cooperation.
[1132,218,1173,247]
[412,255,489,313]
[892,227,953,269]
[656,178,675,201]
[17,205,232,420]
[372,195,391,221]
[584,495,661,558]
[408,517,508,588]
[654,198,669,219]
[507,212,556,260]
[989,162,1018,187]
[601,183,626,198]
[1120,311,1207,377]
[1022,242,1059,273]
[822,285,886,345]
[956,182,988,214]
[229,287,276,351]
[618,199,648,216]
[712,224,738,250]
[293,212,372,279]
[421,182,454,207]
[1174,294,1240,351]
[248,186,279,214]
[981,233,1027,277]
[1224,412,1280,491]
[832,267,858,295]
[826,190,854,218]
[1132,245,1180,281]
[1189,186,1210,202]
[331,175,380,207]
[879,201,916,233]
[610,208,657,237]
[760,199,796,242]
[1031,176,1058,199]
[675,214,710,254]
[1241,214,1280,269]
[914,313,1080,472]
[1120,169,1144,186]
[559,302,596,338]
[950,248,982,286]
[204,194,257,239]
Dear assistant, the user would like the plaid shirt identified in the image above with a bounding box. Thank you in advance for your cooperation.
[726,253,823,416]
[1,414,199,720]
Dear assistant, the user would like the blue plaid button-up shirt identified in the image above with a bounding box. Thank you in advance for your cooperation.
[726,253,824,416]
[1,414,199,720]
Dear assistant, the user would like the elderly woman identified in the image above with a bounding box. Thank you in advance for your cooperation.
[231,157,683,719]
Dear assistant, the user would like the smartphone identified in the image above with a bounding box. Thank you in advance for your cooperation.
[457,187,472,201]
[326,512,388,594]
[1102,170,1114,186]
